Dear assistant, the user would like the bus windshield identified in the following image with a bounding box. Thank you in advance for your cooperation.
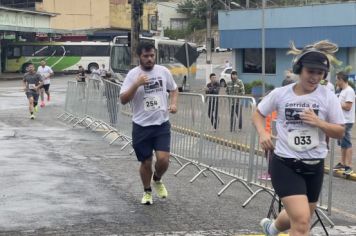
[110,46,131,73]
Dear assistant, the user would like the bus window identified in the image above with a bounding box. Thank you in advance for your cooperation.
[7,46,21,58]
[158,44,165,64]
[22,46,34,56]
[110,46,131,73]
[163,45,170,63]
[82,46,110,56]
[65,46,83,56]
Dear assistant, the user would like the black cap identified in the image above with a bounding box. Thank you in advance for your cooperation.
[300,51,329,72]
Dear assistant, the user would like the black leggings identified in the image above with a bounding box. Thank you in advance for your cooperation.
[270,154,324,203]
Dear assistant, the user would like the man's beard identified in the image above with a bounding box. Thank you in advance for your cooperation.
[140,59,154,71]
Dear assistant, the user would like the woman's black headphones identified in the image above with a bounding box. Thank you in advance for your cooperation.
[292,49,330,79]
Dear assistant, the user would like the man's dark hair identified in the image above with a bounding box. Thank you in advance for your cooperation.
[27,63,34,66]
[136,41,156,56]
[209,73,216,78]
[337,71,349,82]
[231,70,237,75]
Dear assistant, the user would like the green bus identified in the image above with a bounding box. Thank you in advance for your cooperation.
[3,41,111,73]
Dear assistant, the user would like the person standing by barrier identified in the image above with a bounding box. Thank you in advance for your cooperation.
[76,65,87,99]
[226,71,245,131]
[37,60,54,107]
[99,64,109,79]
[206,73,220,130]
[333,71,355,175]
[23,63,43,120]
[253,40,345,236]
[120,42,178,205]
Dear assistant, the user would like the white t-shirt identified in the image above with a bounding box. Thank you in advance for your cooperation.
[37,65,53,85]
[120,65,177,126]
[258,83,345,159]
[338,85,355,124]
[326,82,335,93]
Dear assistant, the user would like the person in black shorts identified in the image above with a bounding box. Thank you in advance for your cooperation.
[23,63,43,119]
[253,40,345,236]
[120,42,178,205]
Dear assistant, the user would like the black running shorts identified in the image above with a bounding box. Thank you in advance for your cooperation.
[270,154,324,203]
[26,90,39,101]
[43,84,50,92]
[132,121,171,162]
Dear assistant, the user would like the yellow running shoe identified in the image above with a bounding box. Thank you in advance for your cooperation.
[141,191,153,205]
[34,105,38,113]
[153,181,168,198]
[30,114,35,120]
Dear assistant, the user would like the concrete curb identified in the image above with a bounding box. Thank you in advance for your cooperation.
[324,166,356,181]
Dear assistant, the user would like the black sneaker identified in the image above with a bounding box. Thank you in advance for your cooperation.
[333,162,345,171]
[344,166,354,175]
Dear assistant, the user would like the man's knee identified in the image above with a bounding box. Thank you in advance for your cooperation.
[141,159,152,168]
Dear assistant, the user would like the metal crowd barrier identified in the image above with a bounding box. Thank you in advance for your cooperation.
[59,79,337,224]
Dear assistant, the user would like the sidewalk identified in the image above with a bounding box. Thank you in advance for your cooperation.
[0,73,23,80]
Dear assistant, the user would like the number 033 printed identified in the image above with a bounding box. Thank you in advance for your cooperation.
[287,128,320,152]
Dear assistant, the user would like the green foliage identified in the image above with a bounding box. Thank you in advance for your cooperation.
[244,83,252,94]
[177,0,230,26]
[187,18,205,31]
[250,80,263,87]
[244,80,275,94]
[164,28,191,40]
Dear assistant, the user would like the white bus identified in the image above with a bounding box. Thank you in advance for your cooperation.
[4,41,111,73]
[110,36,197,91]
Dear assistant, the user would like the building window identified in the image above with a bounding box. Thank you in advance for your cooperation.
[242,49,276,74]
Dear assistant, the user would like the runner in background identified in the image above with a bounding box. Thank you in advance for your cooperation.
[37,60,54,107]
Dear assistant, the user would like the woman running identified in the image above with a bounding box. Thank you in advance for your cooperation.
[253,40,345,236]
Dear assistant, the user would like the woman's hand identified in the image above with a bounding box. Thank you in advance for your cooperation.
[259,131,274,151]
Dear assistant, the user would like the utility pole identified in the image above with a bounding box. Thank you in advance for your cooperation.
[206,0,212,64]
[131,0,141,68]
[246,0,250,8]
[261,0,266,95]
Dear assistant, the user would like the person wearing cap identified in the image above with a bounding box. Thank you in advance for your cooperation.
[226,70,245,131]
[333,71,355,175]
[253,40,345,236]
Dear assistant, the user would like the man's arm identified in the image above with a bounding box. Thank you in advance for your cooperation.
[240,81,245,95]
[168,88,178,113]
[342,101,353,111]
[120,74,149,105]
[36,76,44,90]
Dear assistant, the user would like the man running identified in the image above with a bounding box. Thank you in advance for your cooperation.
[23,63,43,119]
[37,60,54,107]
[120,41,178,205]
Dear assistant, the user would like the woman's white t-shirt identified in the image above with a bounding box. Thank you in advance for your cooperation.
[258,83,345,159]
[120,65,177,127]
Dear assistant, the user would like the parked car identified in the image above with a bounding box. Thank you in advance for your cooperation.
[219,67,233,87]
[197,45,207,53]
[215,47,231,53]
